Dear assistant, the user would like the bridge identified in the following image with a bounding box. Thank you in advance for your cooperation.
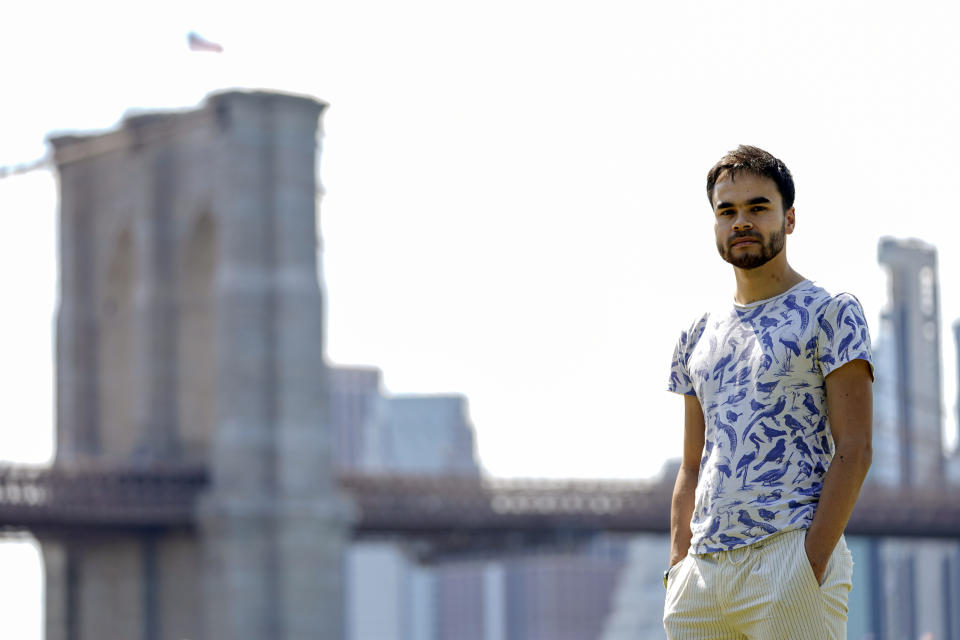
[2,464,957,557]
[20,91,960,639]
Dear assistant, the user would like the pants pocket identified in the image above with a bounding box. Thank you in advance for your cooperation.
[666,555,686,590]
[799,531,853,593]
[798,531,823,590]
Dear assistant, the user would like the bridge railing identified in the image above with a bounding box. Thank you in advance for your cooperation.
[0,464,207,529]
[0,465,957,541]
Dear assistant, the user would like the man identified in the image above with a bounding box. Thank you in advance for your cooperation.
[663,145,873,639]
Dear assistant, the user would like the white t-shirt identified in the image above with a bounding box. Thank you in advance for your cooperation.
[668,280,874,554]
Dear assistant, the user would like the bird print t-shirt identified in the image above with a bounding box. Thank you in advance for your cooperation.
[667,280,873,554]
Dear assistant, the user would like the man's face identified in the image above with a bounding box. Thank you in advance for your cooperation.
[711,171,795,270]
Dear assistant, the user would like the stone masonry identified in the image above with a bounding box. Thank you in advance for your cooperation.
[43,90,348,640]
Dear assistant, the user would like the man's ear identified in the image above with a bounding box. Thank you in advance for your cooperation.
[785,207,796,234]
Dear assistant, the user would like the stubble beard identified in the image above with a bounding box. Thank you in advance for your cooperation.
[717,220,786,270]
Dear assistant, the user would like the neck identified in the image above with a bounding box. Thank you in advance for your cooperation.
[732,251,805,305]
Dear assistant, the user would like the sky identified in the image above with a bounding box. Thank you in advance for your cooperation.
[3,1,960,634]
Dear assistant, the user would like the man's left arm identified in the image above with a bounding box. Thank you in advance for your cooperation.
[804,358,873,583]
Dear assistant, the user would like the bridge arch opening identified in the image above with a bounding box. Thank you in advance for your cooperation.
[177,211,217,463]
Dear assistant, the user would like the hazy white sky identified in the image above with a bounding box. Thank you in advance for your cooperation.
[3,0,960,482]
[4,0,960,635]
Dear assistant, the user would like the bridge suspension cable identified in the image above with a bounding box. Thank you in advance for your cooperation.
[0,155,51,180]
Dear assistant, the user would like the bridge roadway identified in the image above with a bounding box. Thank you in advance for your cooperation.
[0,465,957,553]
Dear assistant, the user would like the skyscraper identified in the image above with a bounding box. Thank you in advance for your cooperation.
[373,395,480,476]
[329,365,384,472]
[954,319,960,450]
[874,237,944,488]
[949,319,960,486]
[860,238,960,640]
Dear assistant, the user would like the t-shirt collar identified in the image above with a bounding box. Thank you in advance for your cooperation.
[732,279,813,310]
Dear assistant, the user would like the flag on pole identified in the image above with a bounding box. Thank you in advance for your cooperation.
[187,31,224,53]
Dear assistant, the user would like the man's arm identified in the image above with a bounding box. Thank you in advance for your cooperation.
[669,394,706,566]
[804,358,873,583]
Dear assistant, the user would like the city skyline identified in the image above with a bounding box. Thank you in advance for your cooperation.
[4,2,960,638]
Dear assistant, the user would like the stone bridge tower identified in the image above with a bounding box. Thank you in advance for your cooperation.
[43,91,347,640]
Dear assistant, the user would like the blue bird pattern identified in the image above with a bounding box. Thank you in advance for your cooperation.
[667,281,873,553]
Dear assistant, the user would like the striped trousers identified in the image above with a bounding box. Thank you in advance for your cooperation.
[663,528,853,639]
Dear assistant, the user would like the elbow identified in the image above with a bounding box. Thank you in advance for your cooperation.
[859,443,873,473]
[679,459,701,475]
[675,463,701,488]
[835,438,872,471]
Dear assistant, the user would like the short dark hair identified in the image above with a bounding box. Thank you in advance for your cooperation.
[706,145,795,210]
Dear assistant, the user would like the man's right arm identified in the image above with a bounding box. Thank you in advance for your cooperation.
[669,393,705,566]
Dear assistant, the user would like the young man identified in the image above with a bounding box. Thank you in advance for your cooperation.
[663,146,874,639]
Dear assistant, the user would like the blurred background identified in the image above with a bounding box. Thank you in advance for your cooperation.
[1,0,959,638]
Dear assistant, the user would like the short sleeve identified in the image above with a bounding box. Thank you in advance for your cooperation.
[816,293,875,380]
[668,317,706,396]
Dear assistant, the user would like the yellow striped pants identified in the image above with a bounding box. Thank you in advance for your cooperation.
[663,528,853,639]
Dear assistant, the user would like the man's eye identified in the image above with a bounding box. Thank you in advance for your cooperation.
[751,206,765,212]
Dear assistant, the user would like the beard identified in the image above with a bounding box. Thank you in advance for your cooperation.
[716,220,786,270]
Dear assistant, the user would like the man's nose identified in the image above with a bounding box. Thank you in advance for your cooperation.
[731,210,753,231]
